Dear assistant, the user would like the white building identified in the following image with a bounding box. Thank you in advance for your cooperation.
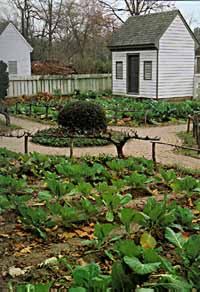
[0,22,33,76]
[109,10,200,100]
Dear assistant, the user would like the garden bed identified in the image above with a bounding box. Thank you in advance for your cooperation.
[0,148,199,291]
[8,95,200,126]
[31,128,110,147]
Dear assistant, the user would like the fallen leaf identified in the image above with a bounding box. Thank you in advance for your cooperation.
[140,232,157,249]
[77,258,87,266]
[59,232,76,240]
[0,233,10,238]
[75,230,89,238]
[188,198,193,207]
[14,246,32,256]
[9,267,26,277]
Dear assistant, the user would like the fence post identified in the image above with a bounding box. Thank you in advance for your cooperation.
[29,104,32,116]
[45,105,49,119]
[197,117,200,154]
[24,134,29,154]
[69,138,74,158]
[187,117,191,133]
[144,110,149,125]
[152,142,156,164]
[16,102,19,114]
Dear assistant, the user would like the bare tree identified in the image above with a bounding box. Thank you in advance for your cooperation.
[9,0,34,39]
[98,0,175,23]
[33,0,63,59]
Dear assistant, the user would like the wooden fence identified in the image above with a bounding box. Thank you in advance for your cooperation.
[194,74,200,99]
[8,74,112,97]
[7,73,200,99]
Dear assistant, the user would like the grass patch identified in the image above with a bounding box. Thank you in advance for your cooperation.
[31,127,110,147]
[177,131,200,158]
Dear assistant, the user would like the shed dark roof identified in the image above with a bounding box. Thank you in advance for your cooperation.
[0,22,8,35]
[109,10,197,50]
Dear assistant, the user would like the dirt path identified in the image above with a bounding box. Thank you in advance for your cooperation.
[0,116,199,169]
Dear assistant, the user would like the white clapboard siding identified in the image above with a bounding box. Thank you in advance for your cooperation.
[112,50,157,98]
[158,15,195,98]
[7,74,112,97]
[0,23,32,76]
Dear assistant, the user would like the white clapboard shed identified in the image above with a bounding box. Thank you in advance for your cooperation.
[109,10,200,99]
[0,22,33,76]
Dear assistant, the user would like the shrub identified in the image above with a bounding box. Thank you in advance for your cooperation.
[58,101,107,135]
[0,60,10,125]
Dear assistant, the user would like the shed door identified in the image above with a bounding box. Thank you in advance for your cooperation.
[127,54,139,94]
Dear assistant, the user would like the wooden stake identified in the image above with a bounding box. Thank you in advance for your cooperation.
[24,134,29,154]
[45,105,49,119]
[187,117,191,133]
[29,104,32,116]
[69,138,74,158]
[152,142,156,163]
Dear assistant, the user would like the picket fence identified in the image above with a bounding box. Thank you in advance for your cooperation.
[194,74,200,99]
[7,73,200,99]
[8,74,112,97]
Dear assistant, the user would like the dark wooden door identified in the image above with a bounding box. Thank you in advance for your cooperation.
[127,54,139,94]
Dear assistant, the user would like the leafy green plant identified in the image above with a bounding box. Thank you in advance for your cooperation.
[70,263,111,291]
[171,176,200,195]
[46,174,70,197]
[140,197,176,228]
[0,175,27,195]
[18,206,54,239]
[94,223,117,247]
[165,228,200,289]
[125,173,149,189]
[160,169,176,186]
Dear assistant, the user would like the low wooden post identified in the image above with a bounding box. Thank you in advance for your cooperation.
[187,117,191,133]
[29,104,32,116]
[144,110,148,125]
[45,105,49,119]
[24,134,29,154]
[114,110,118,124]
[69,138,74,158]
[197,117,200,154]
[152,142,156,163]
[16,102,18,114]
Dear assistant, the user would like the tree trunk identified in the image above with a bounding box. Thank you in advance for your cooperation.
[116,143,125,158]
[0,108,10,126]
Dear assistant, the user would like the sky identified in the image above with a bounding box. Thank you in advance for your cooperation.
[175,0,200,27]
[0,0,200,28]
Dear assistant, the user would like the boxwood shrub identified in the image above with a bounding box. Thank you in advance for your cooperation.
[58,101,107,134]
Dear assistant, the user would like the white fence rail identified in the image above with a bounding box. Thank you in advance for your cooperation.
[8,74,112,97]
[194,74,200,99]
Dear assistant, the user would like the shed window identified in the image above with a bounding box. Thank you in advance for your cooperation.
[8,61,18,74]
[144,61,152,80]
[116,61,123,79]
[197,57,200,74]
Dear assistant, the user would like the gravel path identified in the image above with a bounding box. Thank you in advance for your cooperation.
[0,116,199,169]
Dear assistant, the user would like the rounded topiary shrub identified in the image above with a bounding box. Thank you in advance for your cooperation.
[58,101,107,135]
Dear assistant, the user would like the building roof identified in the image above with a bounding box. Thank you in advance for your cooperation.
[109,10,199,50]
[0,22,33,52]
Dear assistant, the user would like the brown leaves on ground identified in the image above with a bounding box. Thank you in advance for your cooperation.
[58,223,94,241]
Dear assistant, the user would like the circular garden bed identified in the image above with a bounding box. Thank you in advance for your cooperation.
[31,127,110,147]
